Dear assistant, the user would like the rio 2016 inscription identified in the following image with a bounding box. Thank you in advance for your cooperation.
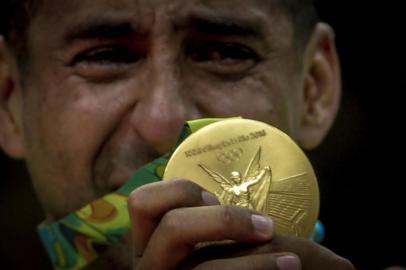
[184,129,266,158]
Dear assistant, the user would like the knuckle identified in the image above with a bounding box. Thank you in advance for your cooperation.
[128,186,153,215]
[219,205,237,226]
[171,179,202,200]
[171,178,194,187]
[159,209,184,235]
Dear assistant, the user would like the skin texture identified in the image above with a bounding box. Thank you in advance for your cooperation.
[0,0,347,269]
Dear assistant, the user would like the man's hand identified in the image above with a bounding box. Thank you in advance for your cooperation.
[128,180,354,270]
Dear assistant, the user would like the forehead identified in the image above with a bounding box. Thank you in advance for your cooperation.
[30,0,286,35]
[34,0,277,16]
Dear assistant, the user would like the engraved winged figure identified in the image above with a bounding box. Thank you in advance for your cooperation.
[199,147,271,212]
[199,146,314,237]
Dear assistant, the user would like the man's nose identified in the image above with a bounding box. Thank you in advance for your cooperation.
[130,59,199,154]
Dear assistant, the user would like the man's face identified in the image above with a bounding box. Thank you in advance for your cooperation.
[19,0,305,219]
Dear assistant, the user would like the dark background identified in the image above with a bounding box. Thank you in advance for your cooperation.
[1,2,405,269]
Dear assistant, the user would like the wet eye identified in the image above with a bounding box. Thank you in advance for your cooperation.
[192,43,258,63]
[189,43,259,75]
[72,45,140,66]
[70,45,142,81]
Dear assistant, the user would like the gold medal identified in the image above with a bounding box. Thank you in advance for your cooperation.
[163,118,319,238]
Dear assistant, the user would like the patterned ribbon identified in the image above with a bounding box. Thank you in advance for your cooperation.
[37,118,324,270]
[37,119,228,270]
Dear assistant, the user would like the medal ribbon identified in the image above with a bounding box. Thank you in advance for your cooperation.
[37,118,227,270]
[37,118,324,270]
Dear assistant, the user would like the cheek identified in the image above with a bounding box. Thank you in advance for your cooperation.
[192,73,299,134]
[20,74,136,217]
[21,87,95,216]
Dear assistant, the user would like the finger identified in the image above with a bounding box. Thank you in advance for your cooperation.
[128,179,220,255]
[183,247,300,270]
[249,235,354,270]
[191,253,300,270]
[138,205,274,270]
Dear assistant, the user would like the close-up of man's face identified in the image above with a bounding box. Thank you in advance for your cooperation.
[0,0,341,268]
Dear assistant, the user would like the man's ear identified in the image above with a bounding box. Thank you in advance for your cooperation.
[0,36,25,158]
[299,23,341,150]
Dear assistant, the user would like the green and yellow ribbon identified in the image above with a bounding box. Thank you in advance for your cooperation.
[37,119,227,270]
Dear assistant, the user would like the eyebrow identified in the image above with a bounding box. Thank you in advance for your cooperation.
[64,20,135,44]
[188,16,264,38]
[63,14,265,44]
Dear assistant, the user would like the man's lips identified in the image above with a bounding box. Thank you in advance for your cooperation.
[93,143,162,194]
[93,166,137,194]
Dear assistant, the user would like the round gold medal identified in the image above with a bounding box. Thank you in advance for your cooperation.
[163,119,319,238]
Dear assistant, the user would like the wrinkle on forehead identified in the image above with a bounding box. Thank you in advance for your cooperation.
[31,0,282,33]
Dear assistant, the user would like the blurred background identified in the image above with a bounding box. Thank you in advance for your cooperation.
[1,2,405,269]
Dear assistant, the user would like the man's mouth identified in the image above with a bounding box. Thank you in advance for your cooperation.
[101,157,157,194]
[92,139,162,196]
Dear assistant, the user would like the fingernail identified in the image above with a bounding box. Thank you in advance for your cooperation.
[276,255,300,270]
[251,214,273,238]
[201,191,220,205]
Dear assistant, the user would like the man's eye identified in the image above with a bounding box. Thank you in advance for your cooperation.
[72,46,140,66]
[188,43,260,75]
[70,45,142,81]
[190,43,259,64]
